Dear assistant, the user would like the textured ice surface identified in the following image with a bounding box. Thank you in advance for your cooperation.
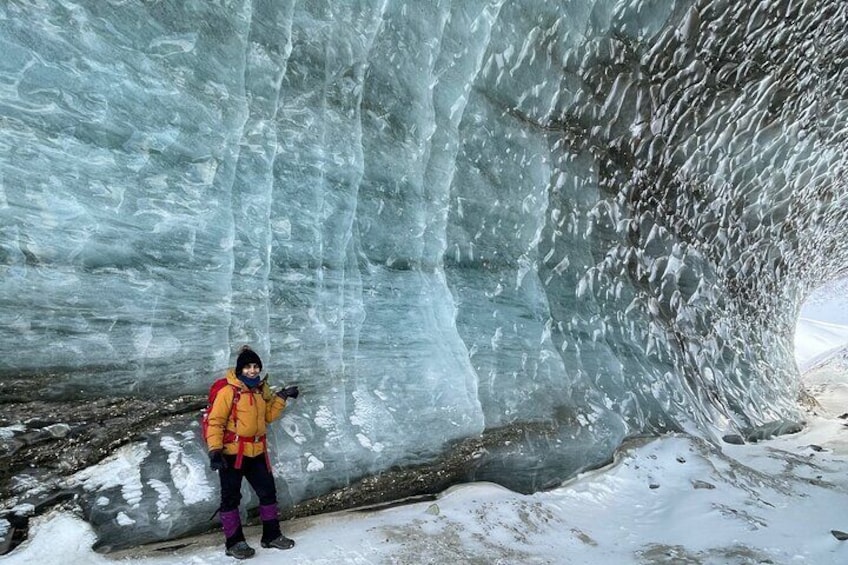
[1,0,847,548]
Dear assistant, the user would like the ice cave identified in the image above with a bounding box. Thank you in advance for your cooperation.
[0,0,846,550]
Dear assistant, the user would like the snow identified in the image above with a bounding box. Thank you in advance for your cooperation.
[795,277,848,370]
[795,318,848,371]
[8,420,848,564]
[3,288,848,564]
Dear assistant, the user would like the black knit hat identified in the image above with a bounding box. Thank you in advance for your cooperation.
[235,345,263,375]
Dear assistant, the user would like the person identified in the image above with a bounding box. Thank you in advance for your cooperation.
[206,345,300,559]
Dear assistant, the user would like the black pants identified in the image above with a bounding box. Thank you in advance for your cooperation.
[219,453,278,512]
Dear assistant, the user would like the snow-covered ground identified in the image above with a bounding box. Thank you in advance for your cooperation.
[795,318,848,371]
[7,405,848,565]
[9,411,848,565]
[3,279,848,565]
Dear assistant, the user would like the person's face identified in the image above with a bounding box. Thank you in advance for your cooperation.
[241,362,261,378]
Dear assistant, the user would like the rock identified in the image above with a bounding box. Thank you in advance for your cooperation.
[692,480,716,490]
[831,530,848,541]
[744,420,804,442]
[722,434,745,445]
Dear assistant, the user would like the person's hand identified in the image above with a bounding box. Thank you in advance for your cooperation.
[260,379,275,401]
[276,385,299,400]
[209,449,227,471]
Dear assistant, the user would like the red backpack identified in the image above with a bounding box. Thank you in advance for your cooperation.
[200,378,241,445]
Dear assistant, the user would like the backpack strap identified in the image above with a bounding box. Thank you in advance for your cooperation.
[229,385,241,429]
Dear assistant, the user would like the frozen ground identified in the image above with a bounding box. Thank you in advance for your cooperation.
[5,395,848,565]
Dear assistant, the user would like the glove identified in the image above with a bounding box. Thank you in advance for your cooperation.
[209,449,227,471]
[276,385,299,400]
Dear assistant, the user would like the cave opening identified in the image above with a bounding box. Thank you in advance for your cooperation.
[794,276,848,416]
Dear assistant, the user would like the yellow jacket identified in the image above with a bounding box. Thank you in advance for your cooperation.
[205,368,287,458]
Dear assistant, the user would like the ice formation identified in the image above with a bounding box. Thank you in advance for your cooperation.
[1,0,846,548]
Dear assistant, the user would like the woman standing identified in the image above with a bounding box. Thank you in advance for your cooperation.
[205,345,300,559]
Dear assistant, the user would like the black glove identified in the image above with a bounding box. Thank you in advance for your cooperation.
[276,385,299,400]
[209,449,227,471]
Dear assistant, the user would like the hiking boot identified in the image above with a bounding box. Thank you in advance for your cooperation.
[261,534,295,550]
[225,541,256,559]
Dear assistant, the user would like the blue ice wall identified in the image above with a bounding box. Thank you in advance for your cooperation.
[1,0,846,548]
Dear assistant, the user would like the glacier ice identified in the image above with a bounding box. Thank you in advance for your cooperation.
[1,0,847,549]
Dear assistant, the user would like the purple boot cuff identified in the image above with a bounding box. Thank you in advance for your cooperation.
[220,509,241,539]
[259,504,279,522]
